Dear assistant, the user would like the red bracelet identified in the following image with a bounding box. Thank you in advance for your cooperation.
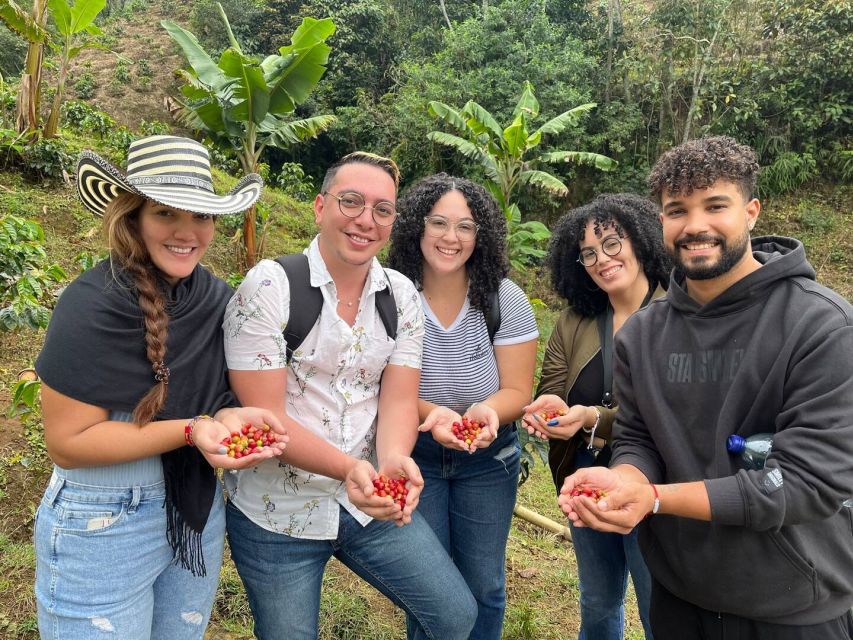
[648,483,661,517]
[185,415,211,447]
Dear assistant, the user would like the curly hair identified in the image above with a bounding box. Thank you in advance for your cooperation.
[548,193,671,317]
[648,135,760,203]
[388,173,509,314]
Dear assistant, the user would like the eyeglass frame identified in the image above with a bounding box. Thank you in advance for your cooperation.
[577,236,624,267]
[323,191,398,227]
[422,215,480,241]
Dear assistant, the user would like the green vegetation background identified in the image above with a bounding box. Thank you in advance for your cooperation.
[0,0,850,637]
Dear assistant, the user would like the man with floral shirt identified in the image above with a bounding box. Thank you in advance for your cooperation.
[222,152,477,640]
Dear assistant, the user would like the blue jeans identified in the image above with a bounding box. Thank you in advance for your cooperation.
[226,500,477,640]
[571,448,653,640]
[406,424,521,640]
[34,471,225,640]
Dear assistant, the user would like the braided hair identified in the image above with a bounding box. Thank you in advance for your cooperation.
[388,173,508,314]
[103,192,170,425]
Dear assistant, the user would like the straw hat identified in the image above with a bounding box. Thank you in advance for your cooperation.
[76,135,262,217]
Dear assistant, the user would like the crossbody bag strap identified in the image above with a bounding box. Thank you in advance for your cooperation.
[596,305,614,409]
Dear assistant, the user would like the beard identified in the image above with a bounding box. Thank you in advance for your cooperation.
[668,227,751,280]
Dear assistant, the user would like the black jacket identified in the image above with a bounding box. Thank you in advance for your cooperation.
[611,236,853,625]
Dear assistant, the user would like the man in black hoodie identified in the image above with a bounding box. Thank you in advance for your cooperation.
[559,136,853,639]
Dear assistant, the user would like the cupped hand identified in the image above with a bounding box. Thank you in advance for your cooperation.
[521,394,570,440]
[345,457,422,526]
[378,454,424,525]
[558,467,652,534]
[193,411,287,470]
[418,406,469,452]
[465,402,499,452]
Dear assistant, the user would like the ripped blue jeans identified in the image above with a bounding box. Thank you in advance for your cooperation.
[34,467,225,640]
[407,424,521,640]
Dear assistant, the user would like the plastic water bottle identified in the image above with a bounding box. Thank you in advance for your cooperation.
[726,433,773,470]
[727,432,852,508]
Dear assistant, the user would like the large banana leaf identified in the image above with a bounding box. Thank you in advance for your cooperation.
[462,101,503,141]
[162,20,225,90]
[538,150,617,171]
[0,0,48,42]
[518,169,569,196]
[512,80,540,120]
[502,113,529,158]
[69,0,104,35]
[427,131,488,164]
[535,103,597,136]
[262,114,337,149]
[220,49,269,125]
[427,101,470,135]
[264,17,334,114]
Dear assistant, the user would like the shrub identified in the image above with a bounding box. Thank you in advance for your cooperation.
[19,138,73,180]
[140,119,170,136]
[136,57,152,78]
[0,215,67,331]
[73,71,96,99]
[62,101,116,138]
[275,162,315,200]
[114,59,131,84]
[758,152,818,196]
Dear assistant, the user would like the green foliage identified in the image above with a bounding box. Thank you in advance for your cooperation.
[113,57,130,84]
[135,56,151,78]
[0,20,27,78]
[72,69,96,98]
[0,214,67,332]
[8,378,40,417]
[429,81,615,270]
[190,0,265,56]
[19,136,73,179]
[517,427,549,486]
[43,0,110,137]
[140,118,169,136]
[74,249,108,272]
[794,200,838,235]
[105,125,134,161]
[62,99,115,136]
[758,152,818,196]
[275,161,314,200]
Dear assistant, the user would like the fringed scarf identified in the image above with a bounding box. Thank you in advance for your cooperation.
[36,259,235,576]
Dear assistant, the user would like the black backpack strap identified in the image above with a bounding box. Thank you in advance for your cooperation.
[596,305,614,408]
[274,254,322,364]
[376,270,398,340]
[485,289,501,343]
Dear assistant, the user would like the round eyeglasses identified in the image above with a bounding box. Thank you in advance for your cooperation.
[324,191,398,227]
[577,236,623,266]
[423,215,480,242]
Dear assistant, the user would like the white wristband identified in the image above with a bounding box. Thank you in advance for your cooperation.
[583,407,601,449]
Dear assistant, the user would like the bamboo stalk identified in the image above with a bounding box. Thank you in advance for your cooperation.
[513,504,572,541]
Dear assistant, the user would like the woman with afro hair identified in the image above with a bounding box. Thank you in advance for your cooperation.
[523,192,671,640]
[388,173,538,640]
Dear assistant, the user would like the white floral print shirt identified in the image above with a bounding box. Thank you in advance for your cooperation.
[222,237,423,539]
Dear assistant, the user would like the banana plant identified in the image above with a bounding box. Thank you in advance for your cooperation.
[163,5,337,267]
[1,0,49,135]
[428,81,617,270]
[42,0,109,138]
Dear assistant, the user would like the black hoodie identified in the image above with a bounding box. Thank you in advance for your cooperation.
[611,236,853,625]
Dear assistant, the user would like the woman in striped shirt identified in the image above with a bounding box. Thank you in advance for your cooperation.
[389,174,538,640]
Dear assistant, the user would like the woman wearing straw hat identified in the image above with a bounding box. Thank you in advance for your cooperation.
[33,135,287,640]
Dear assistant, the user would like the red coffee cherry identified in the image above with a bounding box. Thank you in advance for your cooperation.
[539,408,568,423]
[451,416,485,445]
[372,474,409,510]
[570,485,607,502]
[220,423,276,458]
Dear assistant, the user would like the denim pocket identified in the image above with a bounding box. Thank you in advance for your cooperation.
[57,499,127,535]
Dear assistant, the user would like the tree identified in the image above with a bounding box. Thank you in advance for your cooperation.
[163,6,336,267]
[42,0,108,138]
[428,80,615,270]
